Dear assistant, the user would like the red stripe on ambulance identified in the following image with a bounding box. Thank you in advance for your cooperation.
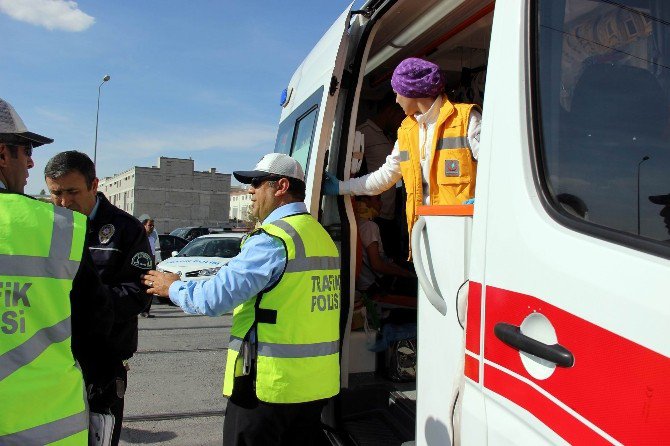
[482,285,670,444]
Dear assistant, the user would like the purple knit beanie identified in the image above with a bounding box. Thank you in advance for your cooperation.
[391,58,445,98]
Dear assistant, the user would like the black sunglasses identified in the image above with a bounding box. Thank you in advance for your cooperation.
[2,142,33,157]
[250,175,282,188]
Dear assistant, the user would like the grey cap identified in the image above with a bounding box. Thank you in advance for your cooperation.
[233,153,305,184]
[0,98,53,147]
[649,194,670,205]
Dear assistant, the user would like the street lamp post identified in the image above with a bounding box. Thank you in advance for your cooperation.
[94,74,111,167]
[637,155,650,235]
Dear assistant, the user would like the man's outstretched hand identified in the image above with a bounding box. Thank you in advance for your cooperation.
[141,270,180,297]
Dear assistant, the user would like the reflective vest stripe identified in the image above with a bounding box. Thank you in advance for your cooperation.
[437,136,470,150]
[0,207,79,278]
[0,255,80,279]
[399,151,410,161]
[50,206,74,259]
[228,336,243,352]
[285,256,340,273]
[257,340,339,358]
[269,219,339,272]
[0,410,88,446]
[228,336,338,358]
[0,317,72,381]
[268,220,305,257]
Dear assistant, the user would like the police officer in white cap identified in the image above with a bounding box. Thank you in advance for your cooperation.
[143,153,341,446]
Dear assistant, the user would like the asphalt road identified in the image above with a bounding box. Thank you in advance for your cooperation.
[119,299,232,445]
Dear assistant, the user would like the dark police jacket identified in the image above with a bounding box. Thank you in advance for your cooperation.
[87,192,153,364]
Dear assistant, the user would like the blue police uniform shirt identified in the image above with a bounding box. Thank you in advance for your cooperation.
[168,201,308,316]
[88,196,101,220]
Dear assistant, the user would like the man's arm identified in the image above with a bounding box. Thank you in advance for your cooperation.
[107,224,153,320]
[338,142,403,196]
[468,109,482,160]
[145,232,286,316]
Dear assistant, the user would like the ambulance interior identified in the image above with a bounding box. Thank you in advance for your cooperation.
[332,2,493,443]
[333,0,670,442]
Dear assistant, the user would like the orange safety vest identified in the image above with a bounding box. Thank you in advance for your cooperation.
[397,98,479,244]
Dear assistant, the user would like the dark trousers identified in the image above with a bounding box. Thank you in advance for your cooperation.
[222,398,327,446]
[110,364,126,446]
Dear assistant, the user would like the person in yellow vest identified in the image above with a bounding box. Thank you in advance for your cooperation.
[142,153,341,446]
[0,97,113,445]
[324,57,482,242]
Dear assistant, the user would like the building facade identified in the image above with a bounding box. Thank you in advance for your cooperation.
[99,157,231,233]
[229,186,252,222]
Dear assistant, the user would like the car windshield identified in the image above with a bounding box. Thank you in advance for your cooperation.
[176,237,242,258]
[170,228,189,238]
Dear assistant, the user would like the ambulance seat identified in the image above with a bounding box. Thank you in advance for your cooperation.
[355,230,417,310]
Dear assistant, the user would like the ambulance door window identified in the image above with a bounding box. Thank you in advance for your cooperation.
[290,107,318,174]
[274,87,324,178]
[534,0,670,256]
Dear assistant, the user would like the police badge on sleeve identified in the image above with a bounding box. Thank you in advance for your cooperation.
[99,224,115,244]
[131,252,153,270]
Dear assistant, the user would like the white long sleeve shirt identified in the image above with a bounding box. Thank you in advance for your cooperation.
[341,95,481,205]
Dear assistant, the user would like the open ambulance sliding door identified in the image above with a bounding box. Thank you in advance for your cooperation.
[465,0,670,444]
[273,3,356,403]
[274,3,354,215]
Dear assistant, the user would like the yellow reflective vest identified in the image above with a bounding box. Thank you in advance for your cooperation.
[223,213,341,403]
[0,192,89,445]
[397,98,480,238]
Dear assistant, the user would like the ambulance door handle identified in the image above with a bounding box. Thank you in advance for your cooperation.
[494,323,574,368]
[411,216,447,315]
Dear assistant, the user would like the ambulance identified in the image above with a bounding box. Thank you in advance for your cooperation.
[274,0,669,444]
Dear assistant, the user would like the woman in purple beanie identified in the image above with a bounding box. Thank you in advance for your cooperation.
[324,57,482,253]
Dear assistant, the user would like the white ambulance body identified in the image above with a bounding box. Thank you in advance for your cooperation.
[275,0,670,444]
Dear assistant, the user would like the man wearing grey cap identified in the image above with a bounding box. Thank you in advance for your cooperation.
[143,153,341,446]
[0,98,113,445]
[649,194,670,238]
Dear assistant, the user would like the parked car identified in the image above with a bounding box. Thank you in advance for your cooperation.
[156,233,245,282]
[156,234,188,262]
[169,226,211,241]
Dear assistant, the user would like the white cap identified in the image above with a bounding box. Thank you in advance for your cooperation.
[233,153,305,184]
[0,98,53,147]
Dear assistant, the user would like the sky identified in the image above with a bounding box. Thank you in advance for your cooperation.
[0,0,356,194]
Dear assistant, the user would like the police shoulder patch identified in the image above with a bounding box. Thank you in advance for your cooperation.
[131,252,153,270]
[99,224,115,244]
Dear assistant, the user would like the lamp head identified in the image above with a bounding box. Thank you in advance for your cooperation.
[102,75,111,82]
[643,156,650,161]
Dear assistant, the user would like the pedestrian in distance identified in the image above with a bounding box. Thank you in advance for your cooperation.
[324,57,482,252]
[139,215,158,318]
[0,98,113,445]
[143,153,341,446]
[44,150,153,446]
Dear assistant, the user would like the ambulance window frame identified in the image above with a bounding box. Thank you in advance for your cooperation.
[274,87,324,182]
[528,0,670,260]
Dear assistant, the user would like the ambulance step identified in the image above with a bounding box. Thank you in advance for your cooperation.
[337,380,415,446]
[342,409,412,446]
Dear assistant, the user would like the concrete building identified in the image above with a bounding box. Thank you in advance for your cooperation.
[229,186,252,222]
[99,157,231,233]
